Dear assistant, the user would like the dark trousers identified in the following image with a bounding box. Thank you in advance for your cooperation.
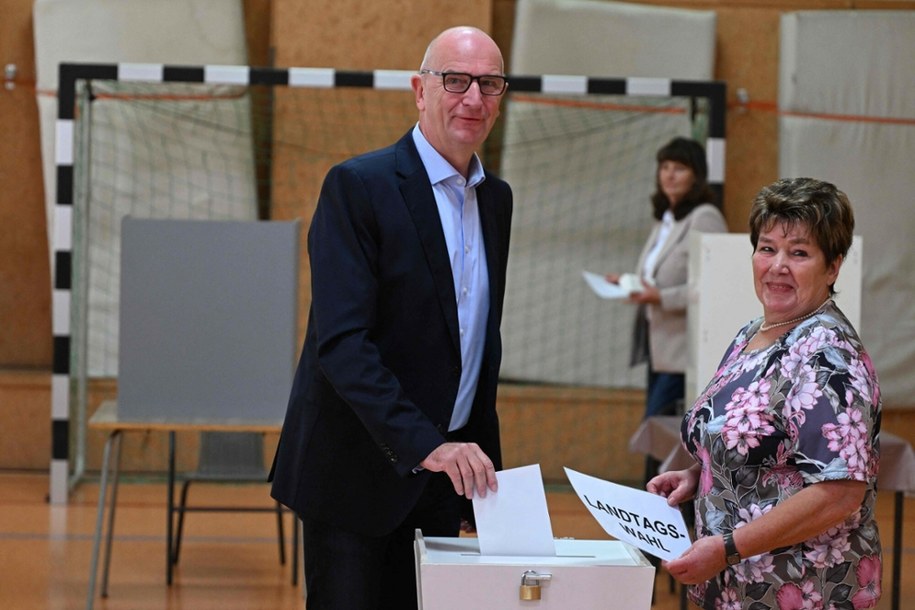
[643,367,685,487]
[301,472,461,610]
[644,369,685,419]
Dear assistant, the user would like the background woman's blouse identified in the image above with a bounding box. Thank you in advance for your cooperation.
[680,301,882,609]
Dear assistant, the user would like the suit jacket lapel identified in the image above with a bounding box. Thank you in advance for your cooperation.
[477,178,502,325]
[654,215,690,272]
[395,134,461,355]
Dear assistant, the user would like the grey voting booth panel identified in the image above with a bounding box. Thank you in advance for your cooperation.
[117,217,299,422]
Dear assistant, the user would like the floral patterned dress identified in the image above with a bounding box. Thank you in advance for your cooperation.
[681,301,882,610]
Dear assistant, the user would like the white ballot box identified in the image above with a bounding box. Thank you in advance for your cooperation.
[414,531,655,609]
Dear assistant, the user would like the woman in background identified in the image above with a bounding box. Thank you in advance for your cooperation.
[607,137,727,481]
[649,177,882,609]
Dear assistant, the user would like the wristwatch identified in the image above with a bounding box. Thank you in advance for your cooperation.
[723,531,742,566]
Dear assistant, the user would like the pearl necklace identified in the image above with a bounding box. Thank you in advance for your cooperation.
[759,297,832,332]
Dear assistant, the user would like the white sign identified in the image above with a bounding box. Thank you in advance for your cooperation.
[564,468,691,561]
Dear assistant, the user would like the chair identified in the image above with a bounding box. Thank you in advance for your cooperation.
[172,431,295,579]
[115,218,302,586]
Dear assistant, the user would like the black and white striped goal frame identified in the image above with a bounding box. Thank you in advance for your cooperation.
[50,62,726,502]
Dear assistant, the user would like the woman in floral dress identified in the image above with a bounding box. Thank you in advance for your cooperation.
[648,177,882,609]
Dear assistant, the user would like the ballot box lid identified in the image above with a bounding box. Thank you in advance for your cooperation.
[416,532,652,567]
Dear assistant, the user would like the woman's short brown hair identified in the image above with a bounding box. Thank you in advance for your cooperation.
[749,177,855,270]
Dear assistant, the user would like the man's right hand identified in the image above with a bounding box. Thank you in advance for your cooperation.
[420,442,498,499]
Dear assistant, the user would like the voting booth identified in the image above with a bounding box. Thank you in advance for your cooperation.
[414,532,655,609]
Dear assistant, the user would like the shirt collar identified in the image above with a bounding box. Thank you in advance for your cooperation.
[412,124,486,188]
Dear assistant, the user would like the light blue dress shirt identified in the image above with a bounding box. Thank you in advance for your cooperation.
[412,125,490,432]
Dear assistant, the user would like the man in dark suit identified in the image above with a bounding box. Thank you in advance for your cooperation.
[270,26,512,610]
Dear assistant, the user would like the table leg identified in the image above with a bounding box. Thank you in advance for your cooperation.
[86,429,121,610]
[100,431,123,596]
[892,491,902,610]
[167,431,176,585]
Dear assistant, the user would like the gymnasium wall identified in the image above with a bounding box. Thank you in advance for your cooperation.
[2,0,914,475]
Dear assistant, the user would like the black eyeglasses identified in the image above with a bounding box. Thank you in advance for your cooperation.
[419,70,508,96]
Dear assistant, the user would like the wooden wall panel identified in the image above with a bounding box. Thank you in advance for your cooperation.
[272,0,493,69]
[243,0,273,66]
[499,386,646,484]
[0,372,50,469]
[0,0,52,367]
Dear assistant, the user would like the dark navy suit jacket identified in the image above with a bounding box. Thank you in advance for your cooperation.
[270,130,513,536]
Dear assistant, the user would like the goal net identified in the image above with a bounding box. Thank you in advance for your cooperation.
[60,66,722,476]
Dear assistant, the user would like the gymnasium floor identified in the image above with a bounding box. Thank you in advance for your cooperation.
[0,472,911,610]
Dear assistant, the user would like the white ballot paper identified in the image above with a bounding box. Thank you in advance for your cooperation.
[582,271,644,300]
[472,464,556,556]
[564,467,691,561]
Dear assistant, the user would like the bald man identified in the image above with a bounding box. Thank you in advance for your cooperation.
[270,26,513,609]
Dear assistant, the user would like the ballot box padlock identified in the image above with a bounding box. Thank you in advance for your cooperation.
[519,570,552,601]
